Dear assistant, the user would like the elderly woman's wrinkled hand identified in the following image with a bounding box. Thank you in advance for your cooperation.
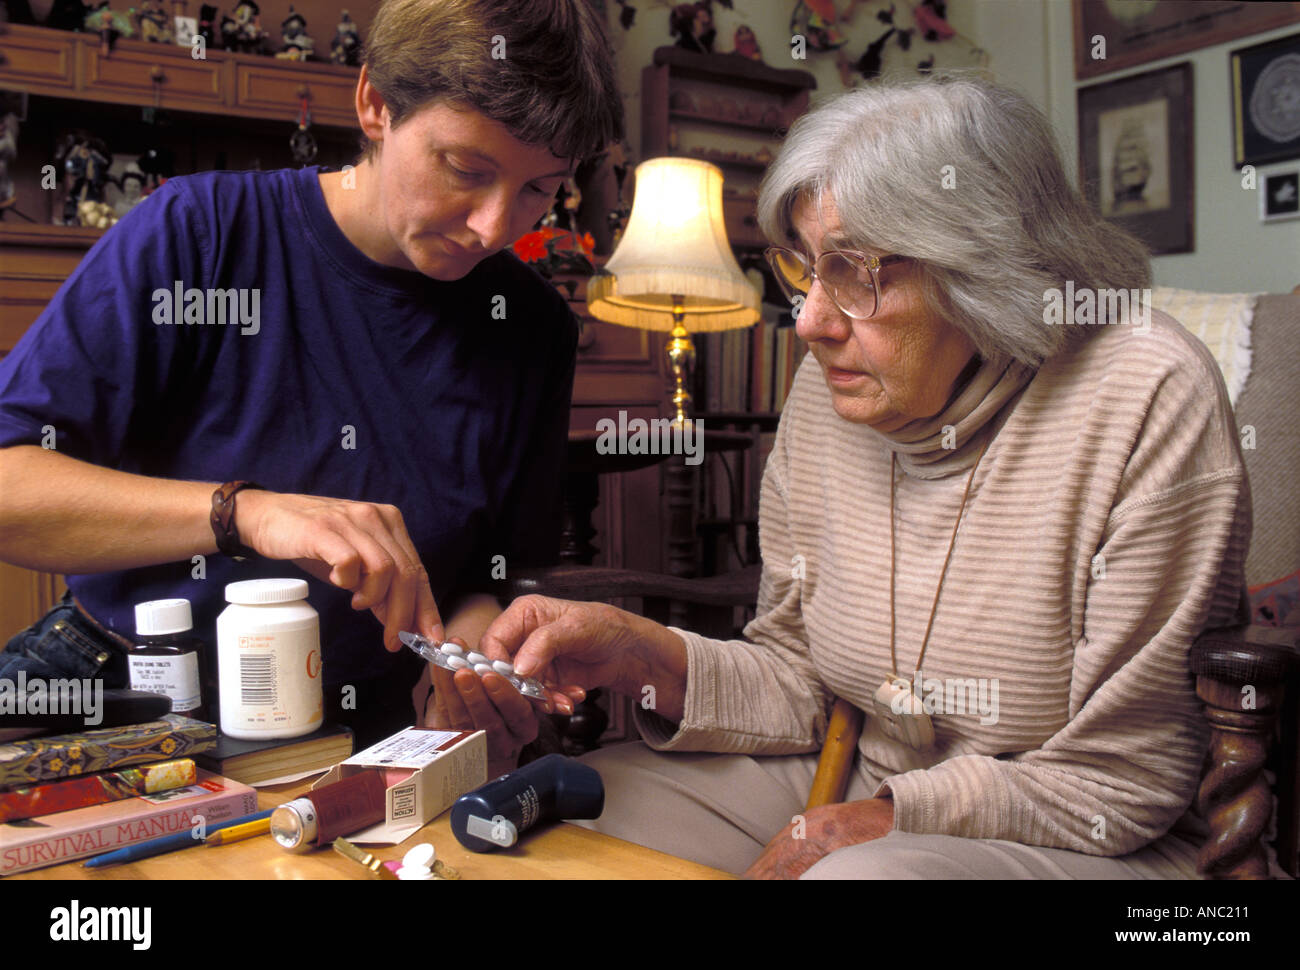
[742,798,895,880]
[481,595,690,723]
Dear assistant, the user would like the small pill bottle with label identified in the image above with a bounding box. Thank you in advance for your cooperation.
[217,578,323,740]
[130,598,208,720]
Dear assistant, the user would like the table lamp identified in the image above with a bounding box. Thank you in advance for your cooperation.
[586,156,761,425]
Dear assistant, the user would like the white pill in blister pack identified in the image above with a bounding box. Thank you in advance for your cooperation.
[397,631,548,700]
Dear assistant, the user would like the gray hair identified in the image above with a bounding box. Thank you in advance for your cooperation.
[757,73,1151,366]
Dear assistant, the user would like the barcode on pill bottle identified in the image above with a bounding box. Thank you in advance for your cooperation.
[240,654,277,706]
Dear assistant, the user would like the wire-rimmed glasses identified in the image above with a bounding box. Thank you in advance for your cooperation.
[764,246,909,320]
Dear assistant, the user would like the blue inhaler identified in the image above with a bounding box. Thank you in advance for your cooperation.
[450,754,605,852]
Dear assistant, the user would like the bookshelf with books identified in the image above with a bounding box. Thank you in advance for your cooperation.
[695,313,808,582]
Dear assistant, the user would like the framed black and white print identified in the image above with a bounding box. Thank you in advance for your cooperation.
[1231,32,1300,167]
[1078,63,1194,255]
[1261,168,1300,221]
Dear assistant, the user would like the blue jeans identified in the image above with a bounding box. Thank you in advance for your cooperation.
[0,592,130,687]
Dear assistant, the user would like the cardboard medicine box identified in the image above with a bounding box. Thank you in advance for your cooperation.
[312,727,487,844]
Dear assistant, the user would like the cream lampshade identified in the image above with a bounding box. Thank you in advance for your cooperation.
[586,156,761,424]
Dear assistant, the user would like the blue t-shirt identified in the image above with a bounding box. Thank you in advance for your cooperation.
[0,166,577,687]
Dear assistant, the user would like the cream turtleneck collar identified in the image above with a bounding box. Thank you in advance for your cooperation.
[864,354,1038,479]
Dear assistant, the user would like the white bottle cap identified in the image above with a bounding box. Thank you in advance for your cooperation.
[225,578,311,604]
[134,598,194,636]
[402,843,436,869]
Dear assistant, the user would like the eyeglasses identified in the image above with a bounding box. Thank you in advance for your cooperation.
[764,246,909,320]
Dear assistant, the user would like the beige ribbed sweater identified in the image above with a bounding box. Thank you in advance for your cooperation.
[637,308,1252,857]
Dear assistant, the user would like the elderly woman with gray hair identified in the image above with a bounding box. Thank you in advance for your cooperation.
[438,75,1250,879]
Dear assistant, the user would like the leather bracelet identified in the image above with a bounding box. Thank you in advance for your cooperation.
[211,481,263,561]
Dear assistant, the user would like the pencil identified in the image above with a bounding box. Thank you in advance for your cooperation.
[204,817,273,846]
[82,809,275,868]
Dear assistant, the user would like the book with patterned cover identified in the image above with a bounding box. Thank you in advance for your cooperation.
[0,715,216,789]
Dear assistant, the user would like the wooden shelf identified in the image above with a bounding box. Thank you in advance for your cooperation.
[0,23,360,128]
[651,45,818,95]
[668,108,784,135]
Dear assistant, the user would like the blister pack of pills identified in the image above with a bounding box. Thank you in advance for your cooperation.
[399,631,549,701]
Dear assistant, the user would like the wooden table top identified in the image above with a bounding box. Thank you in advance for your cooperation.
[7,777,732,881]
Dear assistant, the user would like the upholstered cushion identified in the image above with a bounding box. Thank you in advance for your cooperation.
[1232,294,1300,587]
[1151,286,1259,405]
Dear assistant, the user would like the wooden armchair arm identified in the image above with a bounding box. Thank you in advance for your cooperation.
[806,697,865,810]
[499,563,762,607]
[1190,624,1300,879]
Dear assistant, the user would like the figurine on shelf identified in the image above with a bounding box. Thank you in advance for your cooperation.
[198,3,220,48]
[0,113,18,218]
[330,9,361,66]
[54,131,112,226]
[133,0,172,41]
[276,6,313,60]
[84,1,133,53]
[77,198,117,229]
[133,0,172,42]
[231,0,264,53]
[669,2,714,54]
[113,164,146,217]
[137,145,174,194]
[731,24,762,61]
[790,0,847,52]
[219,11,238,49]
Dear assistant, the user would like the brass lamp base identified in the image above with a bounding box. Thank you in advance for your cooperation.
[666,297,695,426]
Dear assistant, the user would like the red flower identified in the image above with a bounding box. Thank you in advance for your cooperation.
[914,2,955,40]
[512,231,549,262]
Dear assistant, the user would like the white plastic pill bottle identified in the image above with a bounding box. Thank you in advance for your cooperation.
[217,578,323,740]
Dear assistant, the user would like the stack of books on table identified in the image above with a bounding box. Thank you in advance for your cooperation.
[0,704,355,875]
[0,714,256,876]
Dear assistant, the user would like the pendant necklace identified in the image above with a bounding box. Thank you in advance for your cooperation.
[872,439,989,749]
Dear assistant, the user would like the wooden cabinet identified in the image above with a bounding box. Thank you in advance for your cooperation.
[0,23,361,124]
[0,22,76,90]
[233,61,357,126]
[0,225,102,356]
[81,41,226,107]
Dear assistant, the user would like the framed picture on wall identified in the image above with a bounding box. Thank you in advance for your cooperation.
[1073,0,1300,80]
[1078,63,1194,255]
[1231,32,1300,167]
[1261,168,1300,222]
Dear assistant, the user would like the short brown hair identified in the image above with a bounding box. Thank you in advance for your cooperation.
[363,0,624,162]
